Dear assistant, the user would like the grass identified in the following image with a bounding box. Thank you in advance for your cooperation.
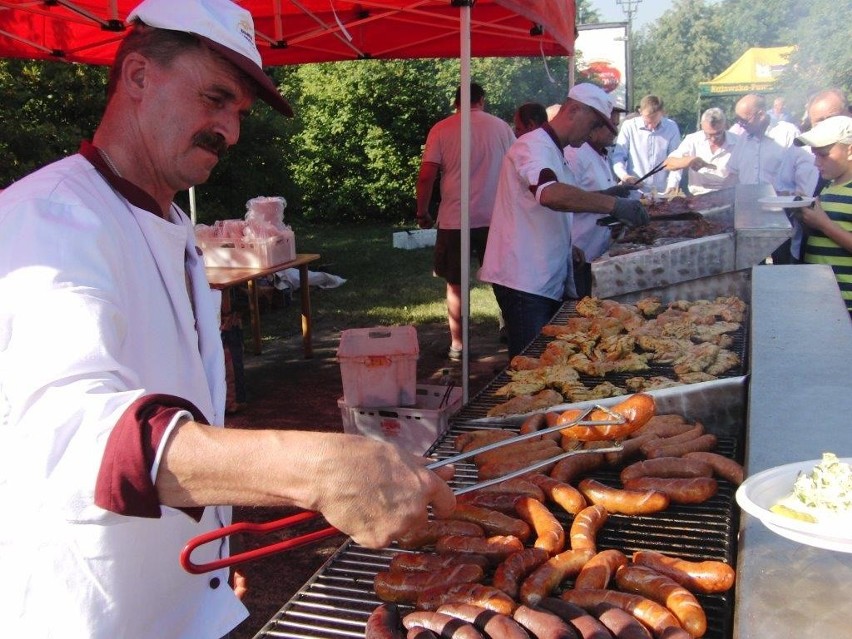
[253,221,501,339]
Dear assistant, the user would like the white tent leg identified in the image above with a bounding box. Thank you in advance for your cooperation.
[459,4,471,404]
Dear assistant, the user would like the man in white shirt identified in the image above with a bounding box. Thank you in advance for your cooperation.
[612,94,682,196]
[480,84,648,358]
[728,93,818,263]
[565,107,624,275]
[415,83,516,359]
[664,107,739,196]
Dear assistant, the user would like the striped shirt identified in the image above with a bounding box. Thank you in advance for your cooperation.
[804,180,852,314]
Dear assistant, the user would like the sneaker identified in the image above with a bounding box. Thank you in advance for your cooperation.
[448,346,463,361]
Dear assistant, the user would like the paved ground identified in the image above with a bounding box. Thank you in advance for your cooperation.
[225,316,508,637]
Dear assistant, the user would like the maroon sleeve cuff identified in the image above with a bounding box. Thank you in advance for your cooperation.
[529,168,559,196]
[95,394,208,521]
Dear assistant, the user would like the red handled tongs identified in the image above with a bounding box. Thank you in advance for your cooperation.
[180,405,623,574]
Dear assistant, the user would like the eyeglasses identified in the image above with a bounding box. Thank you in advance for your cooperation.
[735,111,761,127]
[704,130,726,141]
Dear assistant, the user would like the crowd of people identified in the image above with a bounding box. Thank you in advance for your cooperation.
[424,85,851,353]
[0,0,850,635]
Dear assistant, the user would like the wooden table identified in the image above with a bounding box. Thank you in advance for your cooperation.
[206,253,320,358]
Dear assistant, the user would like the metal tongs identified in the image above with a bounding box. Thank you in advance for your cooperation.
[179,406,624,574]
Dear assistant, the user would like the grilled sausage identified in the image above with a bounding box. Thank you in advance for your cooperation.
[478,456,561,481]
[417,583,518,615]
[459,492,526,515]
[550,452,605,484]
[397,520,484,550]
[374,564,484,604]
[558,394,656,441]
[513,605,579,639]
[682,452,744,485]
[366,603,405,639]
[538,598,614,639]
[657,627,692,639]
[628,415,689,439]
[577,479,670,515]
[527,474,587,516]
[445,505,532,541]
[614,565,706,638]
[436,604,531,639]
[515,496,566,555]
[638,424,704,455]
[435,535,525,564]
[407,627,440,639]
[573,549,628,590]
[603,433,657,467]
[519,549,595,606]
[560,589,682,637]
[619,457,714,483]
[475,479,547,501]
[456,430,515,453]
[569,505,609,554]
[644,434,718,460]
[621,477,717,505]
[589,603,652,639]
[521,413,562,442]
[493,548,551,599]
[474,439,561,467]
[389,552,490,573]
[520,412,548,435]
[402,611,484,639]
[631,550,736,594]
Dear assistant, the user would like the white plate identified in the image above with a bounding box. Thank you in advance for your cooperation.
[758,196,816,210]
[736,458,852,552]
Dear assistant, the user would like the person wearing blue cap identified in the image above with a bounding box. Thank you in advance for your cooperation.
[0,1,455,636]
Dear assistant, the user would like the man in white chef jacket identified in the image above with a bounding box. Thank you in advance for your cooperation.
[0,1,455,637]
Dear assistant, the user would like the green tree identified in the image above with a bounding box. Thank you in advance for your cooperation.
[0,60,105,187]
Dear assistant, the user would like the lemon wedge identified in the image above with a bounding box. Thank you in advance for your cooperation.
[770,503,817,523]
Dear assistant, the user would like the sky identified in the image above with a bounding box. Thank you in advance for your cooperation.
[588,0,675,31]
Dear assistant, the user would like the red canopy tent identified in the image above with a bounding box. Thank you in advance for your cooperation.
[0,0,576,398]
[0,1,574,65]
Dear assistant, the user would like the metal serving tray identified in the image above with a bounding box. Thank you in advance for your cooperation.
[591,184,789,299]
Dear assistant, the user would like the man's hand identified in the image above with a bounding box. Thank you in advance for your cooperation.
[610,198,649,227]
[416,212,434,229]
[598,184,637,198]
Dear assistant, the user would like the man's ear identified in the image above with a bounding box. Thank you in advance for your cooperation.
[120,52,149,99]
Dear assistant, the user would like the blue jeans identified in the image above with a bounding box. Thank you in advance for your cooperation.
[492,284,562,358]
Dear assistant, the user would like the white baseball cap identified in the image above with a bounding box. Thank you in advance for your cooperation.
[128,0,293,117]
[568,83,617,133]
[796,115,852,148]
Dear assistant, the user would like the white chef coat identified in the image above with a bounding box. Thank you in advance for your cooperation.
[0,154,247,637]
[480,126,576,301]
[564,142,616,262]
[665,130,740,195]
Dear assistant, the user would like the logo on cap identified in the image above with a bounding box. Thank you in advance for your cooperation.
[238,18,254,46]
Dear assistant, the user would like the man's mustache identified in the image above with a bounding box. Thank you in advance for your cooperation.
[193,131,228,159]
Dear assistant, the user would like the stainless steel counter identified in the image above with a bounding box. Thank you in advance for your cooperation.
[591,184,790,299]
[735,264,852,638]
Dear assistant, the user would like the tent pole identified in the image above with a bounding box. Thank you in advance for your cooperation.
[460,3,471,404]
[189,186,197,224]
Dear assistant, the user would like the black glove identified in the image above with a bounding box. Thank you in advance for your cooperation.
[598,184,637,198]
[610,198,649,227]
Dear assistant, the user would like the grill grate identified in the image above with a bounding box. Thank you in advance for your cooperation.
[452,299,749,421]
[255,433,741,639]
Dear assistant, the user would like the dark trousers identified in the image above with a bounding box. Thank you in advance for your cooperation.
[492,284,562,359]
